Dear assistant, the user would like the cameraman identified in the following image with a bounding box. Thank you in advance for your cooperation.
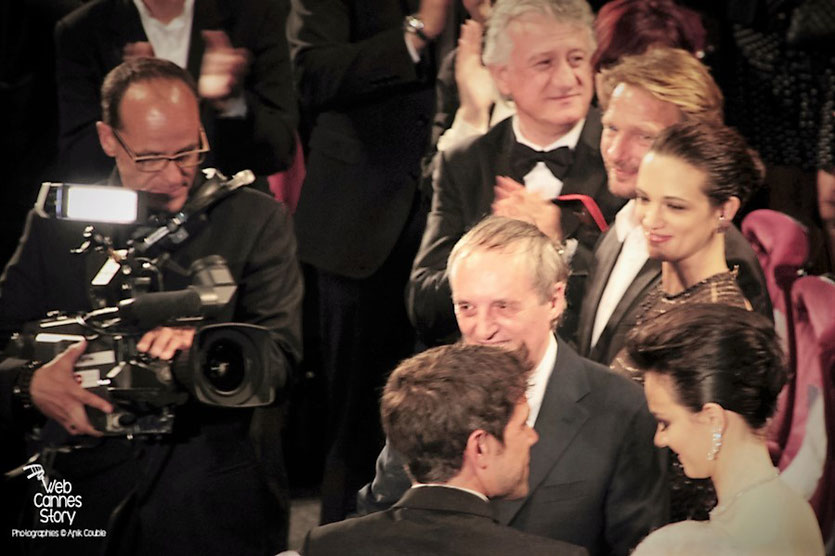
[0,58,302,555]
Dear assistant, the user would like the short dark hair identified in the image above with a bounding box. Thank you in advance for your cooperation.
[381,344,531,483]
[649,120,764,207]
[625,304,786,430]
[101,57,198,129]
[592,0,705,73]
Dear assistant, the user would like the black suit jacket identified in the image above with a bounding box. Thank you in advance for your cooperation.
[357,338,668,556]
[575,220,772,365]
[307,486,587,556]
[407,112,625,345]
[288,0,437,278]
[55,0,297,182]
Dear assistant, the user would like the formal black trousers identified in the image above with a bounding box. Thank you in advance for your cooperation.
[314,194,425,524]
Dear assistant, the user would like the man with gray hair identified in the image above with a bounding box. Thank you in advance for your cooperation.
[408,0,624,347]
[359,216,667,555]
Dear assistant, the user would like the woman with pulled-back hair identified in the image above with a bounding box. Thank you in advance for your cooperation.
[627,304,823,555]
[610,119,765,521]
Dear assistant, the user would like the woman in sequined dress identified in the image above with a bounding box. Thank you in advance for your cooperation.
[609,120,763,521]
[626,305,824,556]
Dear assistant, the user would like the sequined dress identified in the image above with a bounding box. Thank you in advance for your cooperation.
[611,271,751,522]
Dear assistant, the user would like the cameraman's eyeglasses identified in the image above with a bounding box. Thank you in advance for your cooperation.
[112,128,210,173]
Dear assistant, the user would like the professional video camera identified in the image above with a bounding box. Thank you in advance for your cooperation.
[3,170,282,436]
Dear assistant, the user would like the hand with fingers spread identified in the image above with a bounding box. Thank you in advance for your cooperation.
[30,340,113,437]
[492,176,564,243]
[199,30,251,106]
[455,19,494,129]
[136,326,196,361]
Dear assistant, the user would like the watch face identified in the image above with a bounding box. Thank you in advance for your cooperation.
[407,15,424,30]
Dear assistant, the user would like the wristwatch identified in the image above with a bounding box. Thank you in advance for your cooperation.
[13,361,41,410]
[404,14,431,42]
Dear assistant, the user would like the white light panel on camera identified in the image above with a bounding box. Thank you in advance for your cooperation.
[66,186,138,223]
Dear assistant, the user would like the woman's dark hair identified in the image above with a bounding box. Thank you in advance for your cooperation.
[649,120,764,207]
[626,304,786,430]
[592,0,705,73]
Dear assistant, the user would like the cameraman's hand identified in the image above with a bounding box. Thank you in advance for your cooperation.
[137,327,196,360]
[30,341,113,437]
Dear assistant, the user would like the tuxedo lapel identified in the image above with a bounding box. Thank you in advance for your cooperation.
[577,228,623,355]
[492,117,517,181]
[590,259,661,362]
[470,119,515,222]
[111,0,149,65]
[559,108,606,239]
[494,338,591,525]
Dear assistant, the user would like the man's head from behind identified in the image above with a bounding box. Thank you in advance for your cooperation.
[597,47,723,198]
[382,344,538,499]
[96,58,205,213]
[448,216,568,367]
[483,0,595,145]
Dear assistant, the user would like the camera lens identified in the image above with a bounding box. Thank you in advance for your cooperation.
[203,339,246,394]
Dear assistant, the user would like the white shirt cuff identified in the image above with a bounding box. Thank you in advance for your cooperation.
[216,94,248,118]
[437,109,489,153]
[404,33,421,63]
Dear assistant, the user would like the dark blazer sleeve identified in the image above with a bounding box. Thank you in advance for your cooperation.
[725,225,772,321]
[406,145,473,345]
[289,0,426,111]
[229,199,304,388]
[603,391,670,555]
[418,48,459,202]
[54,2,126,182]
[210,0,298,175]
[355,440,412,515]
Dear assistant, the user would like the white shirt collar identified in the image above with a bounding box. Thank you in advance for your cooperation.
[614,199,640,243]
[512,116,585,152]
[411,483,489,502]
[133,0,194,30]
[527,334,558,427]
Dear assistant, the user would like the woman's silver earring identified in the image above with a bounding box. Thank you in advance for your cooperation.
[707,429,723,461]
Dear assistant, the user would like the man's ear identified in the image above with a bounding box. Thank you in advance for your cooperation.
[96,121,118,158]
[464,429,493,470]
[488,63,512,99]
[549,281,566,323]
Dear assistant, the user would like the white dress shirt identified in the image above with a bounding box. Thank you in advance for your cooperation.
[437,92,515,154]
[590,200,648,348]
[512,116,585,200]
[133,0,194,69]
[527,334,558,427]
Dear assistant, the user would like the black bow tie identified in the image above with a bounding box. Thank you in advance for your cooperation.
[511,143,574,182]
